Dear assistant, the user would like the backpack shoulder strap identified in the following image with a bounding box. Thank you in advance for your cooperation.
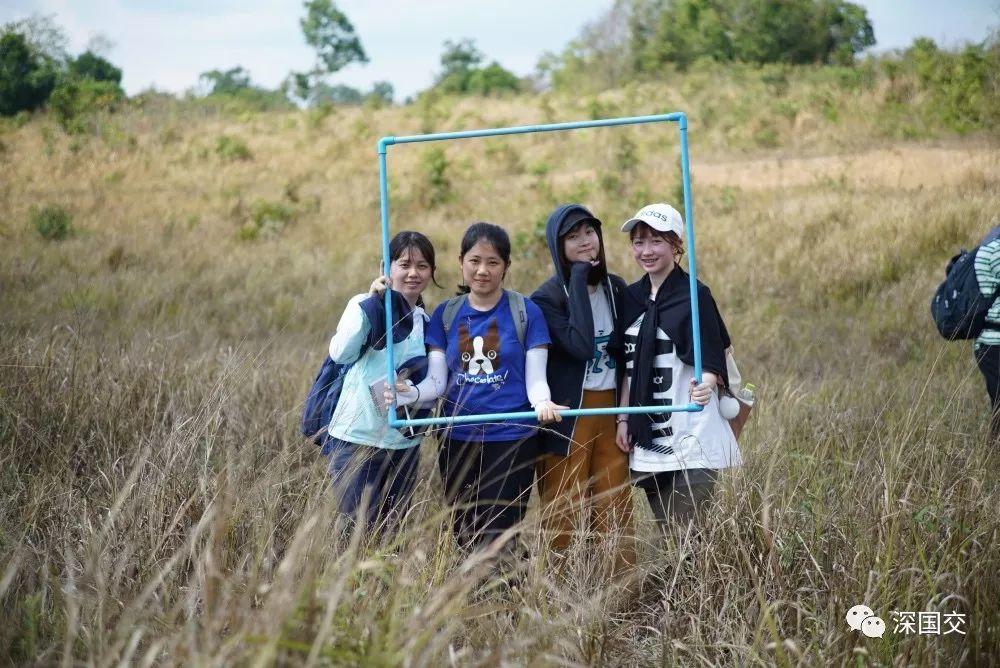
[505,290,528,347]
[442,295,467,336]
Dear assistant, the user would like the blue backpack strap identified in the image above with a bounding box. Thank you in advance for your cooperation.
[505,290,528,347]
[441,295,468,336]
[443,292,526,346]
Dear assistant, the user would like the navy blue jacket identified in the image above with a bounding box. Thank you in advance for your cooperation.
[530,204,627,456]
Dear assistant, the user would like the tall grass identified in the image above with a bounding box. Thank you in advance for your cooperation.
[1,70,999,664]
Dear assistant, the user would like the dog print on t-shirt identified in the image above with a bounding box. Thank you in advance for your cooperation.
[458,320,501,377]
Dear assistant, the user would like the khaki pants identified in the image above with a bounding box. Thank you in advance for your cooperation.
[536,389,635,574]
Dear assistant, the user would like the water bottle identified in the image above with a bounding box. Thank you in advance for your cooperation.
[738,383,757,406]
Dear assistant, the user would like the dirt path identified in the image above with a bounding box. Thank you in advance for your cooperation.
[693,143,1000,191]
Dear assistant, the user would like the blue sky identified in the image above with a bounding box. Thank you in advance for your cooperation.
[2,1,997,99]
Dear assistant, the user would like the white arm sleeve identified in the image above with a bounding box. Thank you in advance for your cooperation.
[394,350,448,408]
[525,347,551,407]
[329,295,370,364]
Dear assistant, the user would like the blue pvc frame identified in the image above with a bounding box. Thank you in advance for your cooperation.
[377,111,703,430]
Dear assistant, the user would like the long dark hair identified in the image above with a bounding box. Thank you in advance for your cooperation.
[390,230,442,290]
[457,222,511,295]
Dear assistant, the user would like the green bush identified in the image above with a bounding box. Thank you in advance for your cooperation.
[216,135,252,161]
[905,37,999,132]
[432,40,520,96]
[48,79,124,133]
[30,204,73,240]
[420,147,451,207]
[237,199,295,241]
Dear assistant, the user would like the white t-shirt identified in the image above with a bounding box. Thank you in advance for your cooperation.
[583,288,617,391]
[624,313,742,472]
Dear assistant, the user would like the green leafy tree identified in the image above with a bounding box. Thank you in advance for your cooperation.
[440,39,482,77]
[628,0,876,74]
[436,39,483,93]
[69,50,122,85]
[434,39,519,95]
[198,66,291,111]
[310,82,363,105]
[821,0,875,65]
[281,70,314,106]
[300,0,368,75]
[3,14,68,65]
[200,66,252,95]
[466,62,521,95]
[0,31,57,115]
[366,80,394,106]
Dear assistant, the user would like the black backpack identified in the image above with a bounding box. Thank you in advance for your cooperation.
[931,245,1000,340]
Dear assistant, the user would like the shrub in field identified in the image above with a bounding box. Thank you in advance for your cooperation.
[600,172,623,196]
[484,140,523,174]
[906,37,1000,132]
[30,204,72,240]
[420,147,451,207]
[216,134,252,161]
[237,199,294,241]
[48,79,125,133]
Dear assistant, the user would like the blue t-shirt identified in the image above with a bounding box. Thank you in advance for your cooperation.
[426,292,551,442]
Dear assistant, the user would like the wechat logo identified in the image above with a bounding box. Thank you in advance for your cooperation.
[846,604,886,638]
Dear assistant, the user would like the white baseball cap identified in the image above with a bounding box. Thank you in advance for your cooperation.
[620,203,685,239]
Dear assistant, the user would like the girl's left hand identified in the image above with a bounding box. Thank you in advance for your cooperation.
[689,378,717,406]
[535,400,569,423]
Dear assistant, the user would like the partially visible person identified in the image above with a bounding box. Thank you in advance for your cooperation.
[613,203,741,529]
[974,225,1000,438]
[325,231,442,534]
[423,222,567,552]
[530,204,635,574]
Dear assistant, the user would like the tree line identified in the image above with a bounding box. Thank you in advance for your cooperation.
[2,0,997,128]
[0,15,124,129]
[0,0,525,121]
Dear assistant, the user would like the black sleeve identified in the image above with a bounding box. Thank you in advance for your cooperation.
[607,277,627,379]
[531,263,595,361]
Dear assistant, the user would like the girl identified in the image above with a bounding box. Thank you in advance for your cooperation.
[614,203,742,527]
[530,204,635,572]
[419,222,566,551]
[325,230,440,532]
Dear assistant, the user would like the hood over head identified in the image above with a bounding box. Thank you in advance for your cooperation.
[544,203,608,287]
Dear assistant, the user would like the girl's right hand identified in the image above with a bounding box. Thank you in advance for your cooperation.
[615,421,632,453]
[383,380,414,408]
[369,275,390,296]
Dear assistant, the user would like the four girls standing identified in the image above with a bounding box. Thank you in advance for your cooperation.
[322,204,742,551]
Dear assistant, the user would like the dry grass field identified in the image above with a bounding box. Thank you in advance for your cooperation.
[1,69,999,665]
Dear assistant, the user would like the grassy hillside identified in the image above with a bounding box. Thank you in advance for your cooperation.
[1,65,999,664]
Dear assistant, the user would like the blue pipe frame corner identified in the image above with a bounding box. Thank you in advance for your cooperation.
[376,111,704,430]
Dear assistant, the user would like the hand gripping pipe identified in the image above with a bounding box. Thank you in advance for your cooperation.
[377,112,703,430]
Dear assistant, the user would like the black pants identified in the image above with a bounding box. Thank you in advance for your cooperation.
[327,439,421,534]
[634,468,717,527]
[438,434,538,551]
[975,343,1000,438]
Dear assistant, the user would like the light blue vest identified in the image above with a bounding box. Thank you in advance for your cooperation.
[328,311,426,450]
